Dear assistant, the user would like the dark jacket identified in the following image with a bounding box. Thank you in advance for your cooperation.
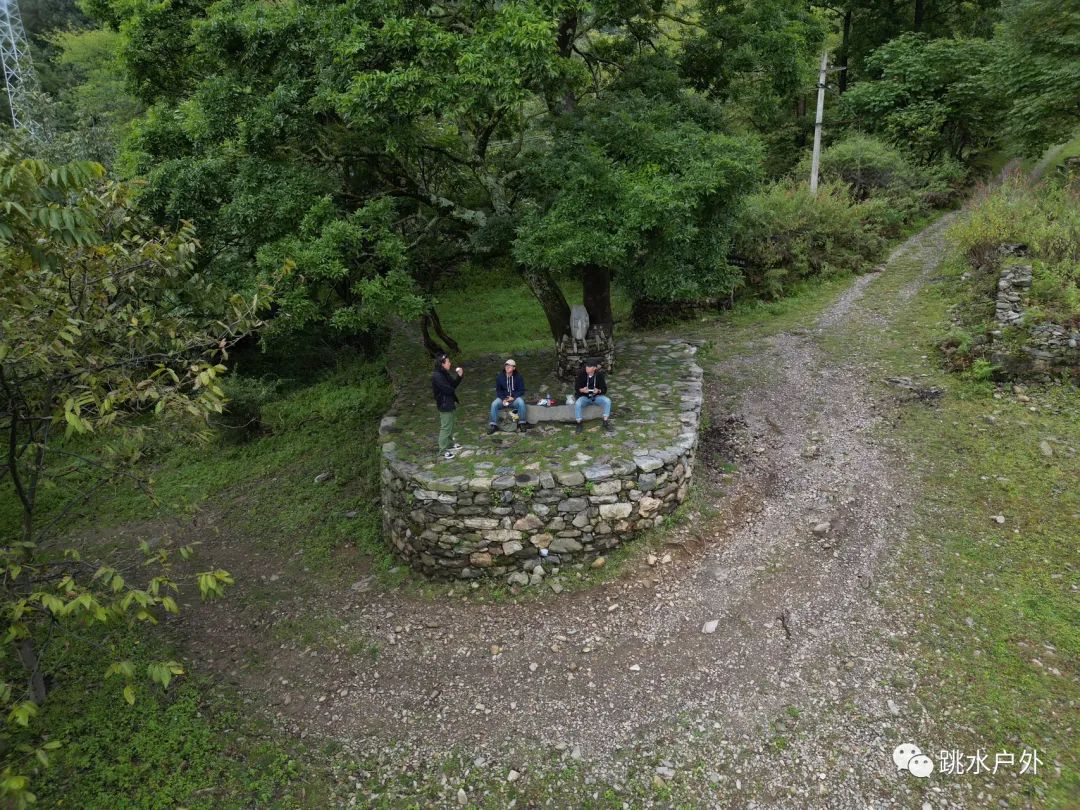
[432,367,462,412]
[495,370,526,400]
[575,369,607,398]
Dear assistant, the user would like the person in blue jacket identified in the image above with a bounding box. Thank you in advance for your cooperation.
[488,358,528,434]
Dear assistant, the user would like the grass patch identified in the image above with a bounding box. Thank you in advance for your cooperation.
[8,629,340,809]
[435,268,631,360]
[1029,131,1080,178]
[0,357,395,574]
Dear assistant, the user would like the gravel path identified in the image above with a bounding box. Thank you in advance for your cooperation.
[187,216,974,806]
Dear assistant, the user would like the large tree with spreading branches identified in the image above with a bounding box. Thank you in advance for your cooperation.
[88,0,822,366]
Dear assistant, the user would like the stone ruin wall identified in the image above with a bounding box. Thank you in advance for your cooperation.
[991,262,1080,378]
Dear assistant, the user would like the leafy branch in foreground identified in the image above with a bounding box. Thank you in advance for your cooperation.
[0,142,267,807]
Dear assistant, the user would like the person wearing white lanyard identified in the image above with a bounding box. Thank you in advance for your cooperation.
[573,358,612,434]
[488,358,528,434]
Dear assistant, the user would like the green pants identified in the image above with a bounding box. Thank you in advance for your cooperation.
[438,409,457,452]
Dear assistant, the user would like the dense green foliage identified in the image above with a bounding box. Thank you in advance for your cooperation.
[678,0,824,172]
[996,0,1080,155]
[732,134,951,298]
[732,181,883,298]
[839,33,998,163]
[801,133,919,200]
[27,631,325,808]
[70,0,828,344]
[0,145,262,805]
[514,85,762,307]
[38,27,141,164]
[819,0,999,85]
[801,134,964,222]
[11,0,1075,345]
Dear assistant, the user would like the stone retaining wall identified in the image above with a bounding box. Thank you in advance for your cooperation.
[378,346,703,581]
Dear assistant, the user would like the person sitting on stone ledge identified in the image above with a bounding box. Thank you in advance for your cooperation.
[488,358,528,435]
[574,358,612,434]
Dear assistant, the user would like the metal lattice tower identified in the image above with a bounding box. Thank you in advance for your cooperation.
[0,0,42,137]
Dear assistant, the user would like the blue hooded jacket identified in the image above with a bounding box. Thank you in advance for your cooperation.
[495,370,526,400]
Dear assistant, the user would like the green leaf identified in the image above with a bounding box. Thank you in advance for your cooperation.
[8,701,38,727]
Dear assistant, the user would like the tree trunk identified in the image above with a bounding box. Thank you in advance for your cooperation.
[518,265,571,341]
[795,95,808,147]
[914,0,925,31]
[839,10,852,93]
[428,306,460,354]
[552,13,579,116]
[419,314,447,357]
[582,266,613,337]
[18,637,47,704]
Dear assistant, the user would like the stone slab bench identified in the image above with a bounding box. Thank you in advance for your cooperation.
[525,403,605,424]
[494,401,609,432]
[494,402,606,428]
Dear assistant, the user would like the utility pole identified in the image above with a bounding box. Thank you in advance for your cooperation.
[809,50,828,196]
[0,0,42,138]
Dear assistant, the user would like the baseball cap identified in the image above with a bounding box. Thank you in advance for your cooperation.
[504,358,517,367]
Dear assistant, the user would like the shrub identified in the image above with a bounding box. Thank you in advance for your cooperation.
[948,177,1080,321]
[732,181,884,297]
[921,158,968,207]
[946,180,1027,269]
[794,134,962,238]
[942,176,1080,375]
[797,134,917,200]
[1031,261,1080,325]
[967,358,999,381]
[838,34,998,165]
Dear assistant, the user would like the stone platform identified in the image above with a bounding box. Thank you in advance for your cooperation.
[378,339,703,580]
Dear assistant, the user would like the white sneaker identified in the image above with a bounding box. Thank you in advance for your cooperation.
[442,450,456,460]
[450,443,463,450]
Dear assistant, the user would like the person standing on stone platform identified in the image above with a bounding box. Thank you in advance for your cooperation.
[574,358,613,434]
[432,353,464,459]
[488,358,528,434]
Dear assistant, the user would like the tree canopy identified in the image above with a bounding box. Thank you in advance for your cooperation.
[996,0,1080,155]
[12,0,1078,358]
[76,0,826,357]
[839,33,998,163]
